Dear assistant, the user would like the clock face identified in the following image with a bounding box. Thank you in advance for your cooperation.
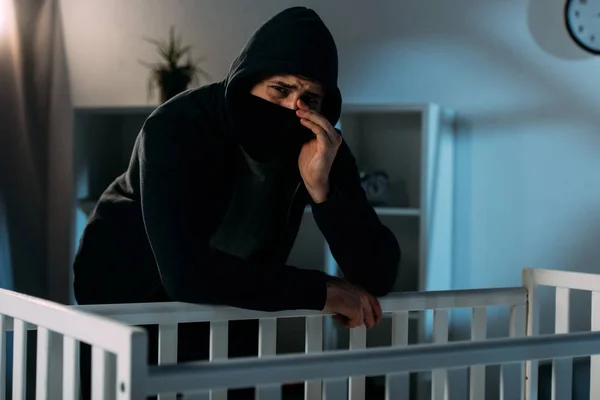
[565,0,600,54]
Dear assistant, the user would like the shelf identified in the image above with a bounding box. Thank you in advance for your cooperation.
[304,206,420,217]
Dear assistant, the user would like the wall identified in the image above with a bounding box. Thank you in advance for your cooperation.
[59,0,600,326]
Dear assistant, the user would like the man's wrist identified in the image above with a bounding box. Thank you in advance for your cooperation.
[306,182,330,203]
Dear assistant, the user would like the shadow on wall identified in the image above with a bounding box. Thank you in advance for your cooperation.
[527,0,591,61]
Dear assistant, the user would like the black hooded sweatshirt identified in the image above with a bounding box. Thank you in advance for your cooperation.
[73,7,401,310]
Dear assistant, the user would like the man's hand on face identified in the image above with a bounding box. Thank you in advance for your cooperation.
[296,99,343,203]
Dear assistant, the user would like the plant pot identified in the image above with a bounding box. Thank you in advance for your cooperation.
[158,71,192,103]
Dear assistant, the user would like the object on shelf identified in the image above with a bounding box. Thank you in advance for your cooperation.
[140,26,211,103]
[360,170,389,206]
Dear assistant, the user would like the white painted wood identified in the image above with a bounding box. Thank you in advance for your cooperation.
[431,309,449,400]
[116,330,147,400]
[0,288,142,356]
[92,346,116,400]
[305,316,323,400]
[501,305,525,400]
[0,288,145,400]
[209,321,228,400]
[146,330,600,395]
[525,268,600,293]
[552,287,572,400]
[386,311,410,400]
[12,319,27,400]
[36,327,63,400]
[157,324,178,400]
[73,287,526,326]
[469,307,486,400]
[523,269,540,400]
[0,315,6,400]
[62,336,80,400]
[591,291,600,400]
[421,105,455,294]
[257,318,280,400]
[348,326,367,400]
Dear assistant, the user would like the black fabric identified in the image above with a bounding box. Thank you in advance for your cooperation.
[232,92,315,162]
[73,5,400,312]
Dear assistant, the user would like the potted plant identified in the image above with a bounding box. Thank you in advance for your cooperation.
[140,26,211,103]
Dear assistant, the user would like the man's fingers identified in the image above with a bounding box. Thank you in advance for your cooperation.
[353,308,365,328]
[299,118,333,145]
[369,295,383,324]
[362,296,375,329]
[297,108,341,147]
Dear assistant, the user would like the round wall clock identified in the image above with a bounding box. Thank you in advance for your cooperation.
[565,0,600,54]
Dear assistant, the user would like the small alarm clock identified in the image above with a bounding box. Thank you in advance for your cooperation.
[565,0,600,54]
[360,171,389,206]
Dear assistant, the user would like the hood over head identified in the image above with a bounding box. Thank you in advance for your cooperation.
[225,6,342,127]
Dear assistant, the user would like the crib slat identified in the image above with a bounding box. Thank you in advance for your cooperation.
[257,318,280,400]
[590,291,600,399]
[432,309,449,400]
[116,332,147,400]
[12,319,27,400]
[469,307,486,400]
[386,311,409,400]
[501,304,525,400]
[305,316,323,400]
[158,324,178,400]
[349,326,367,400]
[552,287,572,400]
[210,321,228,400]
[36,328,63,400]
[62,336,80,400]
[92,347,116,400]
[0,315,6,400]
[523,270,540,400]
[470,308,487,395]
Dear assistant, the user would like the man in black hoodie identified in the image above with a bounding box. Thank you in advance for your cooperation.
[74,6,400,398]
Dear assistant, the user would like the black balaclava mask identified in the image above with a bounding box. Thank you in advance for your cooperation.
[223,7,342,163]
[231,91,315,162]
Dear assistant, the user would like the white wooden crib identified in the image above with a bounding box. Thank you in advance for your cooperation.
[3,268,600,400]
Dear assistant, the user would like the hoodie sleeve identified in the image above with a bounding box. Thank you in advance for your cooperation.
[138,114,329,311]
[310,140,401,297]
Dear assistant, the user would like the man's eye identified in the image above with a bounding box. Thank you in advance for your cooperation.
[271,86,288,95]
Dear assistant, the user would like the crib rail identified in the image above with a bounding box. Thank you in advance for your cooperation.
[74,287,527,325]
[0,288,147,400]
[74,287,527,400]
[146,330,600,396]
[523,268,600,400]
